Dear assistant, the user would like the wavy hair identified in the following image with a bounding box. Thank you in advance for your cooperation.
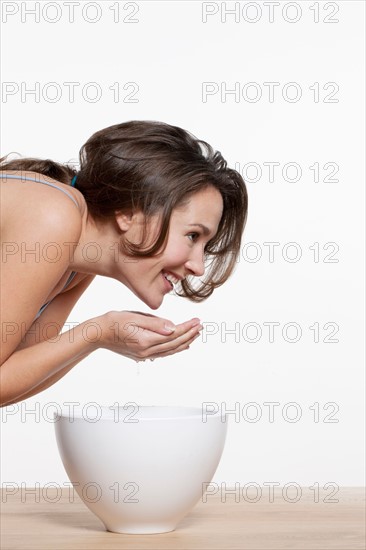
[1,120,248,301]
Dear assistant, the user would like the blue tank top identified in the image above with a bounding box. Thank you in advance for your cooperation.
[2,174,79,320]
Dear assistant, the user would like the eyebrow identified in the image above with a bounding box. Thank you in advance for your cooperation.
[188,223,211,236]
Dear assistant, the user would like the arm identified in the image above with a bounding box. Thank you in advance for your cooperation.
[0,320,99,407]
[0,275,96,407]
[1,195,203,407]
[1,188,91,406]
[12,274,96,403]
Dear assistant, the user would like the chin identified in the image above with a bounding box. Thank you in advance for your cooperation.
[130,283,164,310]
[148,303,161,311]
[139,292,163,311]
[146,294,163,310]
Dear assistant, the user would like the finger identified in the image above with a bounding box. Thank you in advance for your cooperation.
[120,314,176,340]
[130,315,201,342]
[147,324,202,355]
[149,332,201,360]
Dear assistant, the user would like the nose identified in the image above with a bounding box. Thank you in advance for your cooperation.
[184,247,205,277]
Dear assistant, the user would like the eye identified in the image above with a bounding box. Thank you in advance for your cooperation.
[187,232,200,242]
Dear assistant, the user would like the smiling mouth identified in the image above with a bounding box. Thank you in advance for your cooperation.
[161,270,181,291]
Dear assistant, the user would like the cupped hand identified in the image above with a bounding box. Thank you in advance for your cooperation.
[95,310,202,362]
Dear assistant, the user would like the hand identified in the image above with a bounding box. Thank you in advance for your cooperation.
[94,310,202,362]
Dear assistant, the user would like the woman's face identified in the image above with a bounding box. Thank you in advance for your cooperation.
[116,186,224,309]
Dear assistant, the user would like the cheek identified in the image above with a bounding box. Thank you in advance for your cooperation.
[164,240,188,265]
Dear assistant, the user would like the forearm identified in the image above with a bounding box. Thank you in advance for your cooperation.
[1,353,90,407]
[0,320,100,407]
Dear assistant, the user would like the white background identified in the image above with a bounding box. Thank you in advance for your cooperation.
[1,1,365,488]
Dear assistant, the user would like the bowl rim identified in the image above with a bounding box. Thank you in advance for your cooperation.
[53,405,227,422]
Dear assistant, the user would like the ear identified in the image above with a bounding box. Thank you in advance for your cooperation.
[115,210,135,232]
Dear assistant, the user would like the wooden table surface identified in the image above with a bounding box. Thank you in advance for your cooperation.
[1,488,365,549]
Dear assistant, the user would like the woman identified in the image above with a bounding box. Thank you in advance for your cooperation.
[0,120,248,407]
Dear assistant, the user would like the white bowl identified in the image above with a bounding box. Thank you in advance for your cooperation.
[54,405,227,534]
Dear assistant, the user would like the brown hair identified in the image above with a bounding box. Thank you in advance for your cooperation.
[1,120,248,301]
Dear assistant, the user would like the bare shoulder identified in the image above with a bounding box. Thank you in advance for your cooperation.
[0,171,91,364]
[1,170,84,239]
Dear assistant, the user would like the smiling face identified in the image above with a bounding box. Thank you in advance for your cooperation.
[116,186,224,309]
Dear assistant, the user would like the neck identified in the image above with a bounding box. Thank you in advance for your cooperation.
[69,209,124,278]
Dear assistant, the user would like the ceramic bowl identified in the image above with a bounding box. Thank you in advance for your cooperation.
[54,405,227,534]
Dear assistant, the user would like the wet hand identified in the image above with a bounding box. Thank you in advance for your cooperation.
[95,310,202,362]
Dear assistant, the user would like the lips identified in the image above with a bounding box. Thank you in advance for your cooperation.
[162,270,181,285]
[161,270,184,293]
[162,271,174,292]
